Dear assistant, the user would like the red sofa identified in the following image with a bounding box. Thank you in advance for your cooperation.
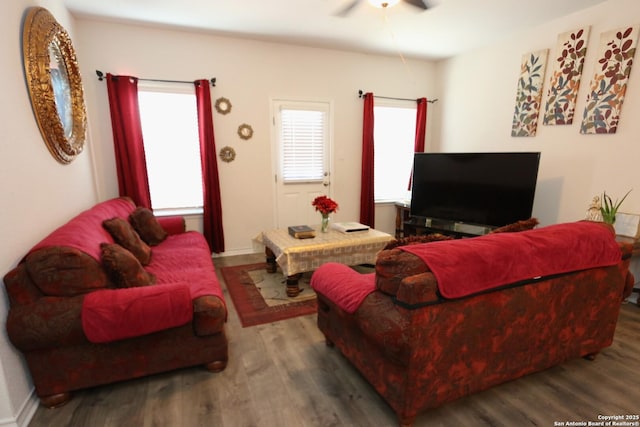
[3,197,228,407]
[311,221,635,427]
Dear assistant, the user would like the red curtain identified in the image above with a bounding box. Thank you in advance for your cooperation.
[408,97,428,190]
[106,74,151,208]
[194,80,225,253]
[359,92,375,227]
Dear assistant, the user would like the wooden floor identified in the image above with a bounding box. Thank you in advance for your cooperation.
[29,253,640,427]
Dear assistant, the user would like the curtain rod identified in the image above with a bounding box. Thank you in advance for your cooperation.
[358,89,437,104]
[95,70,216,87]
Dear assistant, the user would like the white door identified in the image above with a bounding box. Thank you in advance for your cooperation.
[272,99,332,228]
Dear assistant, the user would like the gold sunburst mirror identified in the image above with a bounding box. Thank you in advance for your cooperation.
[215,97,232,115]
[237,123,254,140]
[23,7,87,164]
[219,146,236,162]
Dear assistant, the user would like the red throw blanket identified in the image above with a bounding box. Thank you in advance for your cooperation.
[82,283,193,343]
[311,263,376,314]
[399,222,621,299]
[30,197,135,261]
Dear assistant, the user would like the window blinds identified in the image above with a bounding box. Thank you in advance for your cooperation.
[280,108,326,183]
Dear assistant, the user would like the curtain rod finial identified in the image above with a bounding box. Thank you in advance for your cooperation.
[210,77,216,87]
[96,70,104,81]
[358,90,364,98]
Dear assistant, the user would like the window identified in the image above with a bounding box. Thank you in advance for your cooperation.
[275,101,329,183]
[374,103,417,202]
[138,83,203,213]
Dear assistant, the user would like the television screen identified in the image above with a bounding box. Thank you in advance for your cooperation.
[410,152,540,228]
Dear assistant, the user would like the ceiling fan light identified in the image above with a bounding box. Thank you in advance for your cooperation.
[367,0,401,8]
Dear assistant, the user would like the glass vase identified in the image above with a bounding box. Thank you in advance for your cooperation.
[321,215,330,233]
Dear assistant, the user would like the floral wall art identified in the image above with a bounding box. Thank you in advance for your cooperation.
[543,27,590,125]
[511,49,548,137]
[580,26,639,134]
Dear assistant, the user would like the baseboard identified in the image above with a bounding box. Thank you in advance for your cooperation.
[0,389,38,427]
[212,248,259,258]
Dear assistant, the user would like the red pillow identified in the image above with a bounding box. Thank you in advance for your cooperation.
[129,207,168,246]
[103,217,152,265]
[100,243,156,288]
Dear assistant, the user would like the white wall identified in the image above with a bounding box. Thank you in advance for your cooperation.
[435,0,640,226]
[0,1,99,425]
[75,20,438,253]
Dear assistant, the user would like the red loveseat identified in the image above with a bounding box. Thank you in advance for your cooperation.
[3,197,228,407]
[311,221,635,427]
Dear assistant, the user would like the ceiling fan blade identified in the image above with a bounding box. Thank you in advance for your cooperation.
[403,0,429,10]
[334,0,362,16]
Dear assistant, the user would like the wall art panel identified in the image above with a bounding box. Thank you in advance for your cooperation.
[543,27,590,126]
[580,26,638,134]
[511,49,549,137]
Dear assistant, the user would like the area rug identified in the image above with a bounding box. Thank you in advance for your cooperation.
[220,263,318,327]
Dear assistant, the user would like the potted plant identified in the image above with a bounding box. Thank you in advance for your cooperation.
[600,189,632,224]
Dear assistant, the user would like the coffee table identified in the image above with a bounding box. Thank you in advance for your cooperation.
[255,226,393,297]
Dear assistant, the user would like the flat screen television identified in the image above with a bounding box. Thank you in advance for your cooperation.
[410,152,540,230]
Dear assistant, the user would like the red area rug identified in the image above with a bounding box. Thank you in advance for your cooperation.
[220,263,317,327]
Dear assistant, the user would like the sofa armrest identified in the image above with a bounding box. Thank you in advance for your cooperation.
[310,263,376,314]
[395,272,441,307]
[193,295,227,336]
[157,216,186,235]
[6,296,87,351]
[375,249,429,296]
[4,264,44,306]
[619,242,635,299]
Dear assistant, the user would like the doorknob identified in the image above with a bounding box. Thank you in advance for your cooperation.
[323,171,330,187]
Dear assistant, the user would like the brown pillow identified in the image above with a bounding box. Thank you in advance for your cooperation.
[490,218,539,234]
[384,233,453,250]
[103,217,152,265]
[25,246,109,296]
[129,207,168,246]
[100,243,156,288]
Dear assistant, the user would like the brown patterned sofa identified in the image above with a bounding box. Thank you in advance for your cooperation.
[3,197,228,408]
[311,221,635,426]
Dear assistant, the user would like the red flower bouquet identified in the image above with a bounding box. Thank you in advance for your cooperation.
[312,195,338,216]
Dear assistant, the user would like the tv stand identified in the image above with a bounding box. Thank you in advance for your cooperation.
[404,217,495,239]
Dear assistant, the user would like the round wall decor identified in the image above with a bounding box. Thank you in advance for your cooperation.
[215,97,232,115]
[219,146,236,162]
[238,123,254,140]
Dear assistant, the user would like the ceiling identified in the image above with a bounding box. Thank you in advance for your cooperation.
[62,0,607,60]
